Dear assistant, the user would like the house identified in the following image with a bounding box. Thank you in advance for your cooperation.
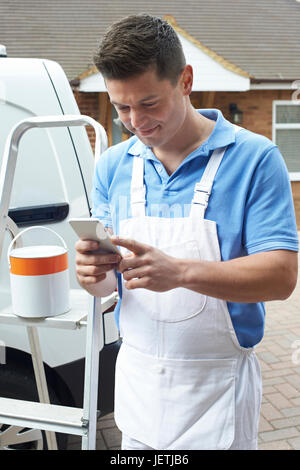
[1,0,300,225]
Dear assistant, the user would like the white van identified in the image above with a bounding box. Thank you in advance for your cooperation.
[0,51,120,450]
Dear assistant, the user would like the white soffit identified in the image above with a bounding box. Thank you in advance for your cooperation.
[178,33,250,91]
[79,72,106,92]
[79,31,250,92]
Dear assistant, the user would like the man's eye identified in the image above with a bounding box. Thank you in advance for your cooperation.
[143,102,156,108]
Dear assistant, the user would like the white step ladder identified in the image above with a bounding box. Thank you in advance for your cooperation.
[0,115,115,450]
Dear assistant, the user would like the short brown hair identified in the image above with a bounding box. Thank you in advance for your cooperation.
[93,14,186,85]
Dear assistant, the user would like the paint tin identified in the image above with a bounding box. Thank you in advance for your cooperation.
[8,226,70,318]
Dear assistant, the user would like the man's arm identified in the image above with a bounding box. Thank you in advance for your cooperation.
[112,237,298,303]
[178,249,298,303]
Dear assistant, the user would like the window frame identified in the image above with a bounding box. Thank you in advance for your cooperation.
[273,100,300,181]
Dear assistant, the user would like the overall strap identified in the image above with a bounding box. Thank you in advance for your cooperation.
[190,124,242,219]
[131,156,146,217]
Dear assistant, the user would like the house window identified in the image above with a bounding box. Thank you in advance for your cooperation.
[273,101,300,181]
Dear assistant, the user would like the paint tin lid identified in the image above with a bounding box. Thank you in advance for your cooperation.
[10,245,67,259]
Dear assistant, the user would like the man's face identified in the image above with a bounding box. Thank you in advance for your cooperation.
[106,67,190,149]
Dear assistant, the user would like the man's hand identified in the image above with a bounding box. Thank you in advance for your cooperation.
[111,236,181,292]
[75,239,121,289]
[112,235,298,303]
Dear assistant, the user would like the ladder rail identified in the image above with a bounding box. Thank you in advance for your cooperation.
[27,326,58,450]
[0,114,107,260]
[81,296,102,450]
[0,115,110,450]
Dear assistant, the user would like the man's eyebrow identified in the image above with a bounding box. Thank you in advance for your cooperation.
[110,100,124,106]
[138,95,158,103]
[110,95,158,106]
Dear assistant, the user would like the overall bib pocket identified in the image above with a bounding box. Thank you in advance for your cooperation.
[122,239,207,323]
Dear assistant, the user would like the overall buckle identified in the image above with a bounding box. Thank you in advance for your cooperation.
[192,181,212,206]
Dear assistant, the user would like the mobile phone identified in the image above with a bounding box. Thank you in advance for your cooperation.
[68,218,122,256]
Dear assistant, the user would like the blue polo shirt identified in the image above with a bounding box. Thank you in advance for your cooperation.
[91,109,299,348]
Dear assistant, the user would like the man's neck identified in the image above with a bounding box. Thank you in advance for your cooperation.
[153,107,215,175]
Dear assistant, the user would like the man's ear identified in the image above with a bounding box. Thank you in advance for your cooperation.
[180,65,193,96]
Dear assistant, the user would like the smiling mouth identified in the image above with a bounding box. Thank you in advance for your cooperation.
[138,125,159,136]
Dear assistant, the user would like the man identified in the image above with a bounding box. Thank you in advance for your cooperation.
[75,14,298,450]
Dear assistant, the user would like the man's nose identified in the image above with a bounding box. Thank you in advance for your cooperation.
[130,108,146,129]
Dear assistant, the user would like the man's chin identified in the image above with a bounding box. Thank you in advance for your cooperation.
[136,135,157,147]
[136,128,161,146]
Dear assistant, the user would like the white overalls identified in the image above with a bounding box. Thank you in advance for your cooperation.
[115,126,262,450]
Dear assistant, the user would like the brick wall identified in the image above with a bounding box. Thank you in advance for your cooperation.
[74,88,300,229]
[73,91,99,150]
[191,88,293,139]
[212,89,299,229]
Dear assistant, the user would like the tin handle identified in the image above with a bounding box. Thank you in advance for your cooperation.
[7,226,67,267]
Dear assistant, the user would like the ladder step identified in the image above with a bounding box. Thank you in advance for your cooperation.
[0,397,86,436]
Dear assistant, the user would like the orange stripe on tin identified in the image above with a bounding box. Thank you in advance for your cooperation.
[10,253,68,276]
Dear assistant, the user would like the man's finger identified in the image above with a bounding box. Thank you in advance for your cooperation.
[118,255,143,273]
[124,276,150,290]
[75,239,99,253]
[111,236,148,255]
[122,266,146,281]
[78,273,107,285]
[76,252,121,266]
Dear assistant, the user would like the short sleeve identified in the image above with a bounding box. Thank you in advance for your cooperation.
[90,151,113,229]
[243,146,299,254]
